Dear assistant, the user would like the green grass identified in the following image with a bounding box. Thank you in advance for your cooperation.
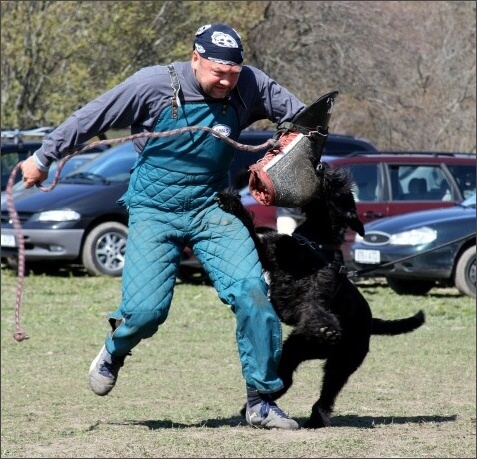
[1,267,475,458]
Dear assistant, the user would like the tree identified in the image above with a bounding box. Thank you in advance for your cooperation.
[2,1,475,153]
[1,0,266,127]
[248,1,476,152]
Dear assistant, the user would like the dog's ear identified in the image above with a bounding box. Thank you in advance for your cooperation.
[346,211,365,237]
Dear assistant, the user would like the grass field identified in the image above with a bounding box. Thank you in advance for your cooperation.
[1,265,475,458]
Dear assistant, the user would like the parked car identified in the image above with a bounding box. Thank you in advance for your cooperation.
[1,142,136,277]
[350,194,476,297]
[239,151,476,266]
[325,152,476,264]
[0,137,260,282]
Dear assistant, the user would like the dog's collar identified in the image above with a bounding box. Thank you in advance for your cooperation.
[292,233,347,275]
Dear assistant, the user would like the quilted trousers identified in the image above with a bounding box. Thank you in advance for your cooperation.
[104,199,284,393]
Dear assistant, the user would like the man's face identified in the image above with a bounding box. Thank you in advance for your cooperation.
[191,51,242,99]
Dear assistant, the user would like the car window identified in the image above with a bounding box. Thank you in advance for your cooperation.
[70,142,138,181]
[461,193,476,208]
[9,153,101,193]
[446,164,476,199]
[346,163,381,202]
[387,164,454,201]
[50,154,100,183]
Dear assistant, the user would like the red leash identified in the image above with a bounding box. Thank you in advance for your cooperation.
[5,127,279,342]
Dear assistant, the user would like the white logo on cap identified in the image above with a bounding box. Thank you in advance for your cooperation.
[211,31,238,49]
[196,24,212,36]
[195,43,206,54]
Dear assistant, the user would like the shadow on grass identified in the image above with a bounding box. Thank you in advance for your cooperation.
[354,278,464,299]
[107,413,457,430]
[2,262,211,285]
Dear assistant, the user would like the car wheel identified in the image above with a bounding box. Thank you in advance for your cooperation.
[82,222,128,277]
[454,246,476,298]
[5,255,18,272]
[386,277,435,296]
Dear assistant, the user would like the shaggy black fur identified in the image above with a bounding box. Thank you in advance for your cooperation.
[216,163,425,429]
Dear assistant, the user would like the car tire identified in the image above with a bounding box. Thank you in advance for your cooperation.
[386,277,434,296]
[454,246,476,298]
[82,222,128,277]
[5,255,19,273]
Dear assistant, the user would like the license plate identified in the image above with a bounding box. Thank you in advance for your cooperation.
[354,249,381,264]
[1,234,16,247]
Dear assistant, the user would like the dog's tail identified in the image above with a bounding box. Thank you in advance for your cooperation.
[371,310,425,335]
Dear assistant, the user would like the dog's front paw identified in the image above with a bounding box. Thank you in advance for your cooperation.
[318,325,341,343]
[215,190,241,212]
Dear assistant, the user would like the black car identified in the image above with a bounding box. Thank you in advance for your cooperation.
[1,142,135,276]
[350,194,476,297]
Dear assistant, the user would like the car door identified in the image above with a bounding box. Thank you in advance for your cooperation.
[348,162,387,222]
[333,159,389,223]
[328,158,388,263]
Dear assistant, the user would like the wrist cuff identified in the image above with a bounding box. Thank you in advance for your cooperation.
[33,153,50,172]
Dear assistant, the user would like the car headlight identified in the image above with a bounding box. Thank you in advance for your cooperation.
[390,226,437,245]
[33,210,81,222]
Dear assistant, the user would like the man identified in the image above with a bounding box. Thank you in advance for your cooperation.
[21,23,306,430]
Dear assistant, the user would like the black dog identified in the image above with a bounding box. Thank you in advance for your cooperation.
[216,163,425,428]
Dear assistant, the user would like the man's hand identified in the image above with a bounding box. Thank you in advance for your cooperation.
[20,156,48,189]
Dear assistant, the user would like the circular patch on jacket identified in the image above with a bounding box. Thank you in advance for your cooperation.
[212,124,232,138]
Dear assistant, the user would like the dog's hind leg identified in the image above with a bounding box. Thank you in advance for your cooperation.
[271,331,327,400]
[304,340,369,429]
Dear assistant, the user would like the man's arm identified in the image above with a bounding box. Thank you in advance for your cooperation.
[32,66,165,172]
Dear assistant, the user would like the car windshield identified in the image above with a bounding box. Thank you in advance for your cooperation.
[9,152,101,193]
[63,141,138,182]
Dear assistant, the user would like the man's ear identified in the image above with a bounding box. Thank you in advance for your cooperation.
[191,50,200,70]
